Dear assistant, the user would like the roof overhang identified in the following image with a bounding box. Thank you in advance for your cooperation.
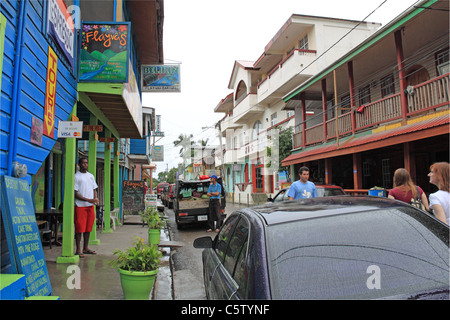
[78,82,143,139]
[128,154,150,164]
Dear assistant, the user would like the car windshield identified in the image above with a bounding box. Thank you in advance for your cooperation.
[317,188,345,197]
[266,207,449,299]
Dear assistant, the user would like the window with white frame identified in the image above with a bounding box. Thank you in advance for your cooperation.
[299,34,309,51]
[270,112,277,127]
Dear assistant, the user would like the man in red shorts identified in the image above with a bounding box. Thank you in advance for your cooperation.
[74,158,99,257]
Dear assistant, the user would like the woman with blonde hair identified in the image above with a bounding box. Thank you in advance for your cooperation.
[388,168,429,210]
[428,162,450,225]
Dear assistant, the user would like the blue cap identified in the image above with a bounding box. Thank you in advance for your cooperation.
[210,175,218,180]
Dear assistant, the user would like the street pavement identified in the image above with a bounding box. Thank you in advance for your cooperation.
[43,200,247,300]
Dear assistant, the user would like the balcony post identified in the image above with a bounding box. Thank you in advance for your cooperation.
[301,93,306,147]
[322,79,328,142]
[347,61,356,135]
[395,30,408,122]
[352,153,362,189]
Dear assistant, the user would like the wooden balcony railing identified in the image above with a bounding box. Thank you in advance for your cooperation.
[293,74,449,148]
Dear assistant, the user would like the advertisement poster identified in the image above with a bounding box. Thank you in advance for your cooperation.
[79,22,130,82]
[46,0,74,69]
[141,64,181,92]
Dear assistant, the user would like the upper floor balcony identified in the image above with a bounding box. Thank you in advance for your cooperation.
[220,113,243,134]
[257,49,317,105]
[233,93,263,124]
[293,73,449,148]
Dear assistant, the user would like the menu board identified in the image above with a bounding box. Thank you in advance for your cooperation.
[0,176,52,297]
[79,22,130,82]
[122,180,145,215]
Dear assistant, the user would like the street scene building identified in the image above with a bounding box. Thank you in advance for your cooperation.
[214,0,448,204]
[1,0,164,270]
[282,0,449,196]
[214,13,381,203]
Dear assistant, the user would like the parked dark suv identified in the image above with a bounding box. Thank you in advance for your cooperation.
[194,196,449,299]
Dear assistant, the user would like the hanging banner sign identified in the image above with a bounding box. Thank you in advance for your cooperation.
[0,176,53,297]
[57,121,83,138]
[46,0,74,69]
[79,22,130,82]
[141,64,181,92]
[83,125,103,132]
[43,47,58,138]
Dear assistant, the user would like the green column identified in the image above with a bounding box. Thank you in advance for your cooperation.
[88,114,100,244]
[54,152,62,209]
[57,105,79,264]
[102,128,113,233]
[113,138,121,225]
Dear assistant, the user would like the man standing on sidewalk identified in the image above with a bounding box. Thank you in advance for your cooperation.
[74,158,99,257]
[288,166,318,200]
[207,175,222,232]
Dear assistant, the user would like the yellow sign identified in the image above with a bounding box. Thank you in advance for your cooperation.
[43,47,58,138]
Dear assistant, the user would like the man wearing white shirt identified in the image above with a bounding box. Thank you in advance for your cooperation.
[74,158,99,257]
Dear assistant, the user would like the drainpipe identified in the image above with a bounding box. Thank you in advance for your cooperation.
[7,0,27,176]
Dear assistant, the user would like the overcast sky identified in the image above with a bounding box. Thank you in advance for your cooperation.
[142,0,420,175]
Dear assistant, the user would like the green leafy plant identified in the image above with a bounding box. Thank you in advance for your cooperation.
[110,237,161,272]
[139,207,166,230]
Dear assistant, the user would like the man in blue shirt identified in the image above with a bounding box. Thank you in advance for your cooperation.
[207,175,222,232]
[288,166,318,200]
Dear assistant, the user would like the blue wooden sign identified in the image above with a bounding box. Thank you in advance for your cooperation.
[0,176,52,297]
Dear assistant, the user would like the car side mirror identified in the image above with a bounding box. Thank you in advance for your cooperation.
[193,236,213,249]
[267,197,274,202]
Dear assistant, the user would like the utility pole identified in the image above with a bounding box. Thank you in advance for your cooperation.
[217,121,226,190]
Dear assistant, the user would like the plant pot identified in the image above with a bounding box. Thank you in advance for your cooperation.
[118,268,159,300]
[148,228,160,245]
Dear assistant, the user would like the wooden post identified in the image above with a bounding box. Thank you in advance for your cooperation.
[348,61,356,135]
[301,93,306,147]
[322,79,328,142]
[395,30,408,122]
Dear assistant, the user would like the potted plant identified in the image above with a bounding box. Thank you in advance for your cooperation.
[140,207,165,245]
[110,237,162,300]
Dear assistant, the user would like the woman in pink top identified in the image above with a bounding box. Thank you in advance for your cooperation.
[388,168,429,211]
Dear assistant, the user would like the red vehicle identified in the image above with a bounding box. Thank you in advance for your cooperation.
[157,182,169,198]
[161,183,176,208]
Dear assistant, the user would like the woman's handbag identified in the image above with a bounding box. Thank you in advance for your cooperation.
[410,186,426,211]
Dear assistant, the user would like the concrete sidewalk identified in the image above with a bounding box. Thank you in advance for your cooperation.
[44,201,248,300]
[44,214,172,300]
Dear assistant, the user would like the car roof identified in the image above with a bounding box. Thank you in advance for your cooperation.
[245,196,412,226]
[281,185,343,190]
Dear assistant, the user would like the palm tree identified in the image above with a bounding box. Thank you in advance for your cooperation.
[173,133,194,155]
[197,138,209,146]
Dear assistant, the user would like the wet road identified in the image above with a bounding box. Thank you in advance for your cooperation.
[165,202,247,300]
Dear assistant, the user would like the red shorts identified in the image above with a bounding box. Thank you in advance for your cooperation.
[74,206,96,233]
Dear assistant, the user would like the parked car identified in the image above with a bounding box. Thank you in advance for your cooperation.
[161,183,176,208]
[267,185,345,202]
[194,196,449,299]
[173,178,226,229]
[157,182,169,199]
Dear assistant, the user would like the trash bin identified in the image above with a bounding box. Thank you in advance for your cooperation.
[368,187,386,197]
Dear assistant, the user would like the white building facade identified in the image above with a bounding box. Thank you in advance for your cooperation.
[214,14,381,204]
